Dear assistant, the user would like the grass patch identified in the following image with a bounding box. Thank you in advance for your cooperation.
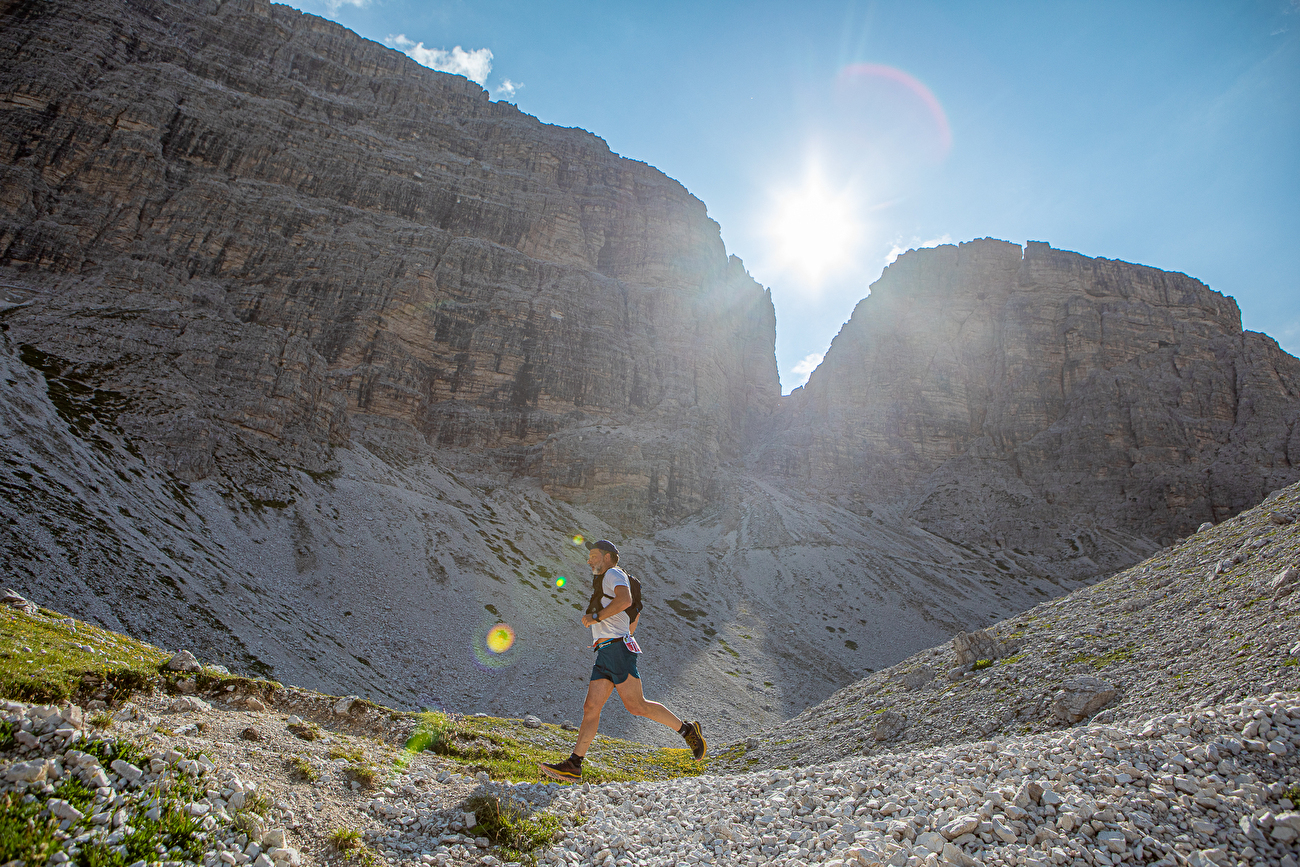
[405,712,712,784]
[329,827,364,852]
[345,761,381,789]
[0,792,60,867]
[0,606,169,703]
[464,793,561,862]
[287,756,318,782]
[288,721,322,741]
[1069,644,1136,669]
[0,733,209,867]
[972,659,993,671]
[328,745,365,763]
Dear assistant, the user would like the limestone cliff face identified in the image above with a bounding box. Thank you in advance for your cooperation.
[0,0,779,531]
[766,239,1300,576]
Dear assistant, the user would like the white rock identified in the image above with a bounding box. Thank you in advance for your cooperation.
[939,815,980,840]
[333,696,358,715]
[913,831,946,853]
[5,760,48,782]
[110,759,143,782]
[1096,830,1126,853]
[990,816,1017,842]
[165,650,202,672]
[262,828,287,849]
[47,799,84,822]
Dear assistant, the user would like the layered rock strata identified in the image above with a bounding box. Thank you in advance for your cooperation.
[0,0,778,532]
[767,239,1300,578]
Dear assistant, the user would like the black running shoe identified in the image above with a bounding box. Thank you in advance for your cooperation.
[681,720,707,760]
[539,756,582,782]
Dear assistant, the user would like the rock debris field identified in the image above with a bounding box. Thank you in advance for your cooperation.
[3,482,1300,867]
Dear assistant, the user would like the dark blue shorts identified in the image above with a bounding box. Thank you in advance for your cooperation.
[590,640,640,685]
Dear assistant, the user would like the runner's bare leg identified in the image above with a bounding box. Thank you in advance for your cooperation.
[614,675,682,730]
[574,678,616,756]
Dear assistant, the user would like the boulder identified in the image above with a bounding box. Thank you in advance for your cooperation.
[1051,676,1117,723]
[165,650,201,672]
[952,629,1020,667]
[873,711,907,742]
[899,666,935,691]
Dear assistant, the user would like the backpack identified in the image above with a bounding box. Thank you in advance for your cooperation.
[587,570,643,622]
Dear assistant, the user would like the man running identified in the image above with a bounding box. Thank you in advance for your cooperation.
[541,539,705,781]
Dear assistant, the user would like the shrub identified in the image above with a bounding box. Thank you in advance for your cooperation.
[463,793,561,861]
[287,756,318,782]
[329,828,363,851]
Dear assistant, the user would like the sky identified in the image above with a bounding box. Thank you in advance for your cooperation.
[287,0,1300,393]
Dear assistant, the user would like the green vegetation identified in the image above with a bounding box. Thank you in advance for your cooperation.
[1,734,210,867]
[405,712,712,783]
[1069,644,1136,669]
[0,606,168,703]
[287,755,318,782]
[1281,784,1300,805]
[288,720,322,741]
[464,793,562,863]
[328,745,366,763]
[972,659,994,671]
[0,606,279,706]
[328,827,364,852]
[345,761,381,789]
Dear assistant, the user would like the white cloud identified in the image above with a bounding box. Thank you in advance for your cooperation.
[319,0,369,10]
[885,233,953,265]
[494,79,523,99]
[385,35,493,86]
[786,351,825,391]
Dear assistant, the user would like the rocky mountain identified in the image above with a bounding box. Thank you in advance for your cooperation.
[766,239,1300,580]
[0,0,779,533]
[2,0,1300,743]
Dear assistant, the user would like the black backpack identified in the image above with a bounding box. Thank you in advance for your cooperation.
[587,571,643,621]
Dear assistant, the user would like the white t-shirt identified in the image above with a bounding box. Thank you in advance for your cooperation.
[590,567,632,643]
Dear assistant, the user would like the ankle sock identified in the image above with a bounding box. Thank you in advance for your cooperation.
[569,753,583,765]
[677,722,691,736]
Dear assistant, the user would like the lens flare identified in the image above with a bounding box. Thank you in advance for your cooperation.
[486,623,515,654]
[571,535,585,546]
[556,577,567,588]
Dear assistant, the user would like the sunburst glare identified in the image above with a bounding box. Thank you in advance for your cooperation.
[763,163,864,288]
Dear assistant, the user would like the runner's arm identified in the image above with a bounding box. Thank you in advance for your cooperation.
[581,584,632,627]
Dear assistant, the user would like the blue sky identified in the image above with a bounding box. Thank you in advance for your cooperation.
[289,0,1300,392]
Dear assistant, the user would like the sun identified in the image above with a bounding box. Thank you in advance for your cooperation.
[764,165,863,287]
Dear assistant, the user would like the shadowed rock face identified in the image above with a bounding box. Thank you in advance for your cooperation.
[766,239,1300,577]
[0,0,779,532]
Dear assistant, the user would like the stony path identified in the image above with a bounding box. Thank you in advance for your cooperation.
[537,692,1300,867]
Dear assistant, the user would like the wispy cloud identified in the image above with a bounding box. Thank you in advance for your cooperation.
[494,79,523,99]
[786,351,825,391]
[885,234,953,265]
[319,0,369,10]
[385,35,493,86]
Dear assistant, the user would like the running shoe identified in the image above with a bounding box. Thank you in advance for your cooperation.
[681,720,707,760]
[539,756,582,782]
